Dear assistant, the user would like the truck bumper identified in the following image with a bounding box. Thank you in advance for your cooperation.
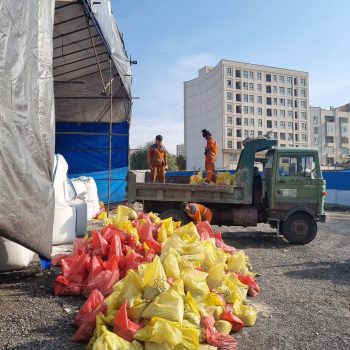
[317,213,327,223]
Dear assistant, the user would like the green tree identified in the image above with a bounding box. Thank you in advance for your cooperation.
[176,155,186,170]
[167,153,179,171]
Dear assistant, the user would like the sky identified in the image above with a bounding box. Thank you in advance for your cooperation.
[112,0,350,153]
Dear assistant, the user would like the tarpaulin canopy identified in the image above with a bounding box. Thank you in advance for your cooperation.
[0,0,132,259]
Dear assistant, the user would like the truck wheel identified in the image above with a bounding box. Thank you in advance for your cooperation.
[283,213,317,244]
[160,209,191,224]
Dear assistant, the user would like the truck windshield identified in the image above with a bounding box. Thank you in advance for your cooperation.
[278,155,315,177]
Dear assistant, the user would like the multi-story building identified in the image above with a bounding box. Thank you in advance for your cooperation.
[176,143,185,158]
[184,60,309,170]
[310,106,350,165]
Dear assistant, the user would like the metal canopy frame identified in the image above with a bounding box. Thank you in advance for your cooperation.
[54,0,132,210]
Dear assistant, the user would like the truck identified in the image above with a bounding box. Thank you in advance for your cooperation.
[128,138,327,244]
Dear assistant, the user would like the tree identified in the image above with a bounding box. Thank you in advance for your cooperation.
[167,153,179,171]
[176,155,186,170]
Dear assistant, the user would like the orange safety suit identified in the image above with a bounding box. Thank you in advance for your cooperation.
[147,143,167,183]
[186,203,212,223]
[205,136,218,182]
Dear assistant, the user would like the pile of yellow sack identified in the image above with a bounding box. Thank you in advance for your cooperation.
[190,171,237,186]
[82,213,259,350]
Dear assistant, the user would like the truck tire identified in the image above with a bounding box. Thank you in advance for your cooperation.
[160,209,191,225]
[282,212,317,244]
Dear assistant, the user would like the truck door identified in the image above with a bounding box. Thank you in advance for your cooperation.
[273,153,319,211]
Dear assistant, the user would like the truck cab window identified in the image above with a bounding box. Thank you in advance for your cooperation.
[278,155,315,177]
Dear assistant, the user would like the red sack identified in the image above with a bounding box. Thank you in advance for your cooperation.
[61,254,89,284]
[137,212,152,222]
[202,316,237,350]
[221,305,244,332]
[102,225,127,244]
[196,221,214,240]
[91,230,108,257]
[51,254,69,266]
[84,269,119,297]
[72,302,107,342]
[72,238,90,255]
[136,222,153,243]
[236,274,260,297]
[113,301,142,342]
[118,250,143,279]
[74,289,105,327]
[213,231,236,254]
[143,248,156,263]
[53,275,82,296]
[108,234,123,258]
[125,235,140,251]
[87,256,103,283]
[145,238,161,255]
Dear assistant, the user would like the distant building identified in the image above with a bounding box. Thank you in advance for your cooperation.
[310,106,350,165]
[184,60,309,170]
[176,143,185,158]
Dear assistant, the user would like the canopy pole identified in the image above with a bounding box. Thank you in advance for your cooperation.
[107,57,113,217]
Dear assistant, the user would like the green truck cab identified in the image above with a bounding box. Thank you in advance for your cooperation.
[129,137,326,245]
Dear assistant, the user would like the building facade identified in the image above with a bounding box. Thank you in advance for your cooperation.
[310,106,350,165]
[184,60,309,170]
[176,143,185,157]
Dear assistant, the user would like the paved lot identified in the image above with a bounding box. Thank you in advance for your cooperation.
[0,210,349,350]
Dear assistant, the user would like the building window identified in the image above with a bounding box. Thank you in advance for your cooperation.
[226,67,232,76]
[236,93,242,102]
[273,75,277,82]
[243,82,248,90]
[274,120,278,128]
[313,127,318,134]
[243,94,248,102]
[249,71,254,79]
[287,76,292,84]
[295,111,298,119]
[295,134,298,142]
[280,121,285,129]
[294,77,298,85]
[267,120,272,128]
[341,125,348,135]
[287,88,292,96]
[301,134,307,142]
[226,91,232,100]
[300,78,306,86]
[295,122,298,130]
[326,124,334,133]
[288,122,293,129]
[341,137,349,144]
[243,70,248,78]
[257,72,262,80]
[226,80,232,88]
[257,96,262,104]
[325,115,335,122]
[249,83,254,91]
[236,117,241,125]
[266,74,271,82]
[257,84,262,92]
[227,128,233,136]
[313,136,318,145]
[250,130,254,137]
[243,106,249,114]
[227,104,232,112]
[258,131,263,136]
[280,132,286,140]
[273,86,277,94]
[301,111,307,119]
[279,75,285,83]
[250,118,254,126]
[266,85,272,93]
[249,95,254,103]
[279,87,285,95]
[301,122,307,131]
[258,107,263,115]
[267,108,272,116]
[300,89,306,97]
[227,140,233,148]
[236,105,242,114]
[300,100,307,108]
[258,119,262,127]
[237,141,242,149]
[236,81,241,89]
[273,109,278,116]
[236,129,242,137]
[288,133,293,141]
[280,110,285,117]
[288,110,293,117]
[244,118,248,126]
[244,130,249,137]
[249,107,254,115]
[274,132,278,139]
[279,98,285,106]
[235,69,241,78]
[287,99,292,107]
[294,89,298,96]
[340,117,348,124]
[266,97,272,105]
[227,115,233,124]
[326,136,334,143]
[273,98,278,105]
[294,100,298,108]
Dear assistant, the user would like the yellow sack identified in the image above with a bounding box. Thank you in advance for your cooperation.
[87,313,110,350]
[161,217,174,236]
[127,296,149,323]
[201,240,227,269]
[190,171,203,185]
[203,292,225,307]
[97,212,108,220]
[141,285,184,322]
[207,262,226,290]
[221,275,248,304]
[114,205,138,221]
[174,326,199,350]
[226,250,251,274]
[199,346,217,350]
[181,268,209,298]
[161,234,187,257]
[173,221,182,230]
[134,317,183,347]
[162,249,181,280]
[105,270,143,312]
[117,221,139,241]
[184,291,200,327]
[141,256,169,291]
[214,320,232,335]
[145,343,172,350]
[149,212,162,223]
[232,300,257,326]
[173,222,200,241]
[157,224,168,243]
[92,326,142,350]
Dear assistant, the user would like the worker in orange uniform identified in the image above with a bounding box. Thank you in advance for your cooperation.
[202,129,218,183]
[147,135,167,183]
[182,201,213,223]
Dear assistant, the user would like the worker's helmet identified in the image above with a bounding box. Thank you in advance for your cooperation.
[156,135,163,141]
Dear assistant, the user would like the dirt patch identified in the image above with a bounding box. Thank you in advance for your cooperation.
[0,211,349,349]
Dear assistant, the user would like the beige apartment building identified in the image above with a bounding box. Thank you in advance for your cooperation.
[176,143,185,157]
[310,106,350,165]
[184,60,309,170]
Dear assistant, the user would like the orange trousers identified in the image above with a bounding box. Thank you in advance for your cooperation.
[151,166,165,183]
[205,158,216,182]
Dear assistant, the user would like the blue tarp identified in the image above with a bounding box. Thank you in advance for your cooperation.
[322,171,350,191]
[56,122,128,203]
